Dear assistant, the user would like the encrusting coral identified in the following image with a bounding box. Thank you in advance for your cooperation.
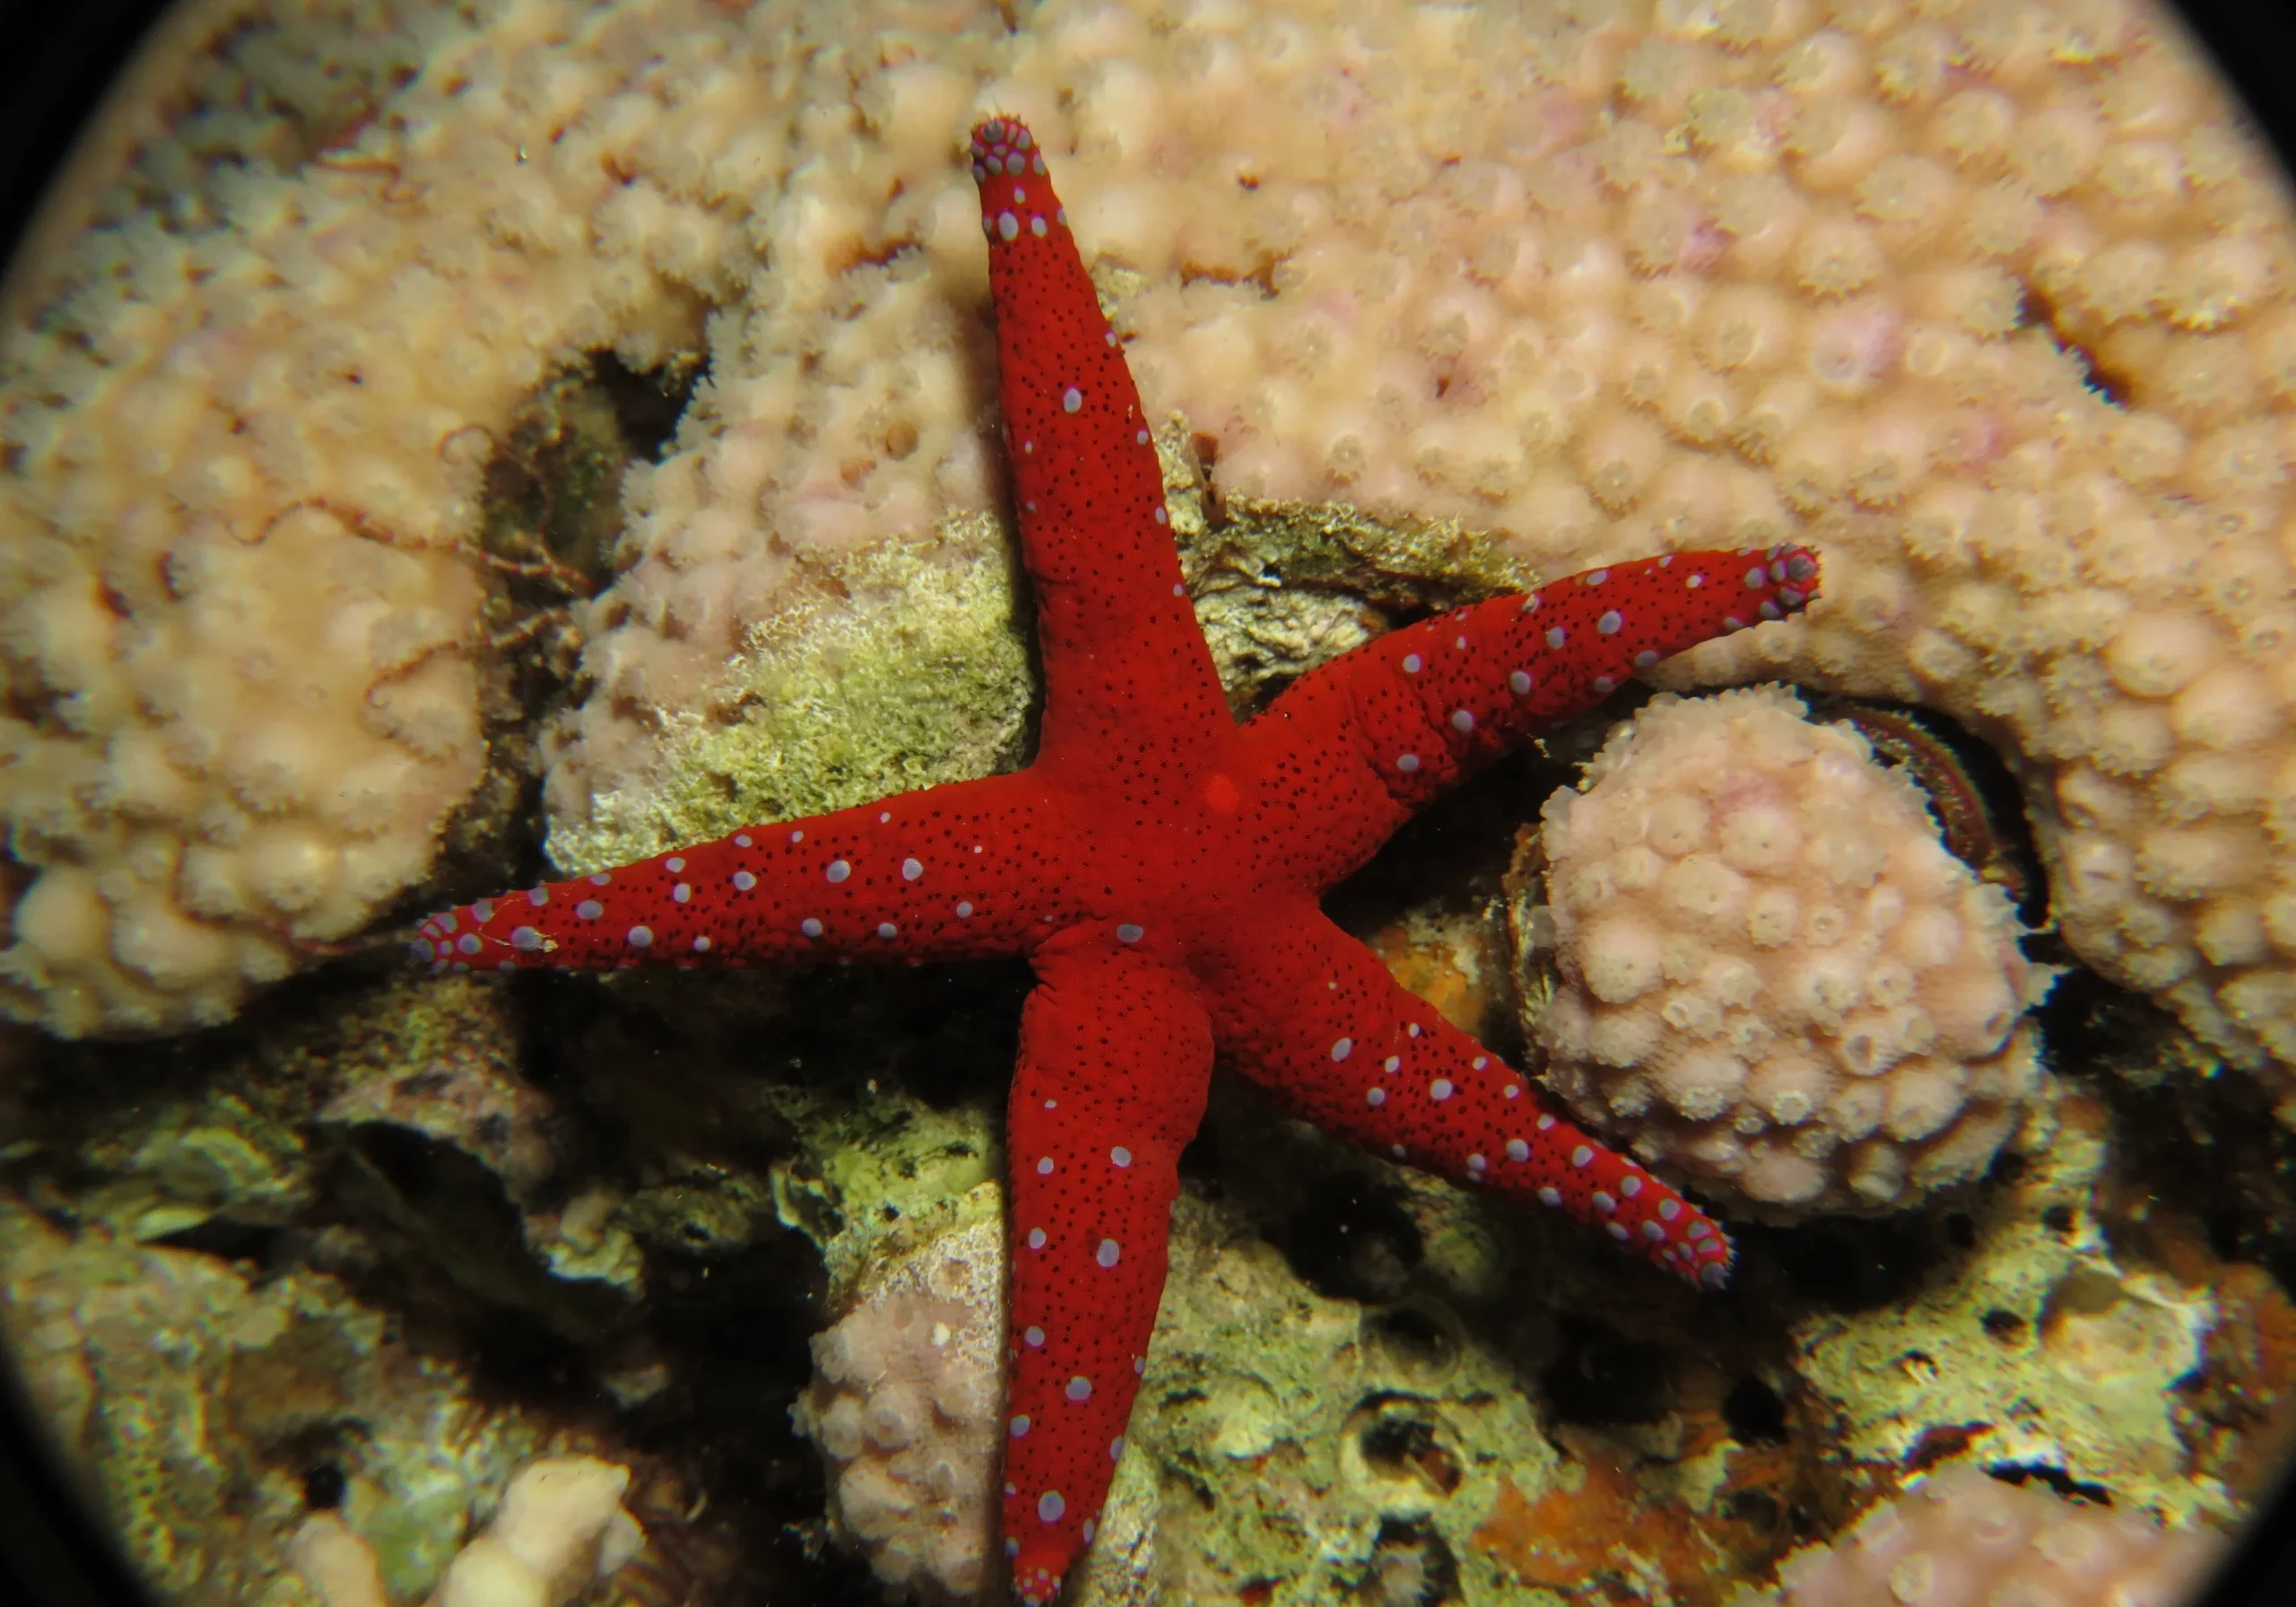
[5,0,2296,1109]
[1529,686,2053,1213]
[1727,1463,2226,1607]
[790,1213,1005,1604]
[288,1455,644,1607]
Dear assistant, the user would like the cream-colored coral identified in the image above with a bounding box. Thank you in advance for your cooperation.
[288,1455,643,1607]
[0,0,833,1035]
[11,0,2296,1090]
[1728,1464,2224,1607]
[1531,687,2050,1212]
[790,1214,1005,1604]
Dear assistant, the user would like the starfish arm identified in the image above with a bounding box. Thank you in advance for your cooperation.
[1003,934,1213,1606]
[969,119,1230,801]
[1202,903,1733,1289]
[1239,545,1822,888]
[412,770,1069,972]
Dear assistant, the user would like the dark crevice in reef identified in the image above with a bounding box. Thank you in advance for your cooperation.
[1275,1164,1428,1306]
[1748,1211,1951,1314]
[1538,1315,1674,1427]
[1723,1375,1791,1445]
[2045,968,2296,1300]
[2018,278,2134,407]
[1360,1516,1465,1606]
[402,349,706,916]
[1987,1461,2116,1507]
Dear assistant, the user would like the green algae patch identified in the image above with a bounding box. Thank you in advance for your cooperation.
[549,517,1035,873]
[767,1076,1001,1304]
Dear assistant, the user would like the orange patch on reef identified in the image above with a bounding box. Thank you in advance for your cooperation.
[1366,922,1497,1038]
[1471,1431,1731,1606]
[1468,1400,1843,1607]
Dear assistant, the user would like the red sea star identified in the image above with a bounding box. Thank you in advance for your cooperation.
[416,117,1821,1605]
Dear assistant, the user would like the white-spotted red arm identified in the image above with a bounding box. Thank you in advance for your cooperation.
[1246,546,1821,887]
[1202,902,1732,1288]
[970,119,1231,804]
[413,771,1071,971]
[1002,935,1213,1606]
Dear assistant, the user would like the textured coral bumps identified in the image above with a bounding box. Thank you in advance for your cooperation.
[0,1,768,1034]
[1532,687,2052,1213]
[290,1455,645,1607]
[792,1217,1005,1604]
[1733,1464,2224,1607]
[5,0,2296,1092]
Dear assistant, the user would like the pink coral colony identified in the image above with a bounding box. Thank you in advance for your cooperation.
[415,119,1820,1603]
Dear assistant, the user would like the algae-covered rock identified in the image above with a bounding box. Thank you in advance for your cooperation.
[0,1201,544,1607]
[316,975,645,1342]
[1788,1081,2231,1527]
[544,520,1037,876]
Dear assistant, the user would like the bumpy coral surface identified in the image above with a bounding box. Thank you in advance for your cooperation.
[0,0,764,1033]
[1734,1464,2225,1607]
[1532,687,2050,1212]
[791,1215,1005,1603]
[9,0,2296,1093]
[290,1455,644,1607]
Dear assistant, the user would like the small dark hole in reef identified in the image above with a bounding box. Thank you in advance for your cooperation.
[1278,1170,1423,1304]
[1767,1214,1941,1310]
[1362,1517,1463,1606]
[1990,1463,2113,1506]
[1944,1212,1979,1249]
[2017,281,2133,407]
[1723,1376,1788,1444]
[352,1123,441,1198]
[1360,1413,1463,1494]
[303,1462,347,1511]
[150,1216,287,1265]
[1541,1316,1672,1426]
[592,348,701,456]
[1981,1307,2029,1342]
[1365,1305,1457,1376]
[2041,1204,2077,1235]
